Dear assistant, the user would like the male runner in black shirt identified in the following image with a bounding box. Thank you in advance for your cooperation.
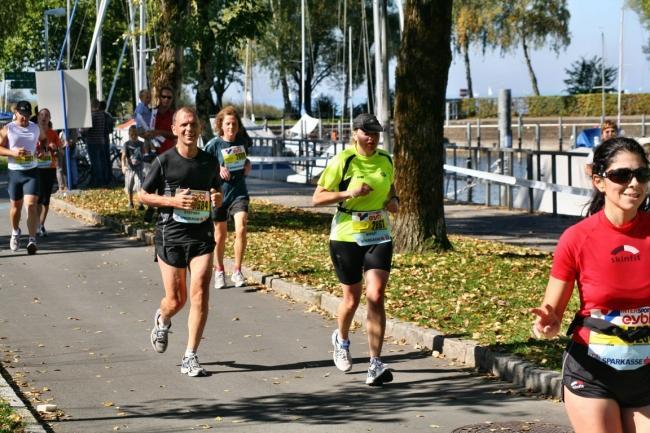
[140,106,222,377]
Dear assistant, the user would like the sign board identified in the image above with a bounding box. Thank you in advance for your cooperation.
[5,71,36,81]
[10,80,36,89]
[459,88,468,98]
[35,70,91,130]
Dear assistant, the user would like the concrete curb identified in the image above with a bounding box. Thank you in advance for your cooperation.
[0,370,48,433]
[44,199,564,401]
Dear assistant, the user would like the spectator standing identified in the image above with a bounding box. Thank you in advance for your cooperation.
[99,101,115,185]
[83,99,109,187]
[121,125,145,209]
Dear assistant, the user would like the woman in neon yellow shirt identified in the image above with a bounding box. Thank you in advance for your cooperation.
[313,113,399,386]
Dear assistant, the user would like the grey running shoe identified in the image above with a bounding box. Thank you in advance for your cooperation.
[331,330,352,372]
[214,271,226,289]
[231,270,246,287]
[366,359,393,386]
[181,354,207,377]
[150,309,171,353]
[26,239,37,255]
[37,225,47,237]
[9,229,20,251]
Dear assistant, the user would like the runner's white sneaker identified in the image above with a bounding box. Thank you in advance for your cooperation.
[231,270,246,287]
[181,354,207,377]
[9,229,20,251]
[150,309,171,353]
[366,358,393,386]
[37,225,48,237]
[331,330,352,372]
[214,271,226,289]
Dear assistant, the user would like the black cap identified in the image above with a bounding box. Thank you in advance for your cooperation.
[15,101,32,117]
[353,113,383,133]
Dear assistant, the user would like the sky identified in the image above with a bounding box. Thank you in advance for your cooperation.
[224,0,650,109]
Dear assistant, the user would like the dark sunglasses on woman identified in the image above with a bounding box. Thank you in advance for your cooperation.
[600,167,650,184]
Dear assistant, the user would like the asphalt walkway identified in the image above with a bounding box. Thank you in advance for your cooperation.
[0,178,577,432]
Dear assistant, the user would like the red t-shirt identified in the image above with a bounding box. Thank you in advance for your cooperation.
[154,108,175,155]
[551,210,650,344]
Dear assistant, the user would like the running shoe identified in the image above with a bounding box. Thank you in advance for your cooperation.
[26,239,37,255]
[231,270,246,287]
[9,229,20,251]
[365,358,393,386]
[331,330,352,372]
[214,271,226,289]
[180,354,207,377]
[37,226,48,237]
[150,309,171,353]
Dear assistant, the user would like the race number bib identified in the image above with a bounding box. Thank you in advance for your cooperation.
[13,154,35,167]
[37,154,52,168]
[221,145,247,171]
[351,210,391,246]
[587,307,650,371]
[172,189,211,224]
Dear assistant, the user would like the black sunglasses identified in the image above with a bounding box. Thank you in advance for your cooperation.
[600,167,650,184]
[160,95,173,100]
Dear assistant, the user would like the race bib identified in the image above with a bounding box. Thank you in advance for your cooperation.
[37,154,52,168]
[221,145,247,171]
[351,210,391,246]
[587,307,650,371]
[172,189,211,224]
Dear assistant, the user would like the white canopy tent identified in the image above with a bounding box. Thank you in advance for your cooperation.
[287,113,320,138]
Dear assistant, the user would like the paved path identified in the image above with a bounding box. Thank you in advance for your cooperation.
[0,178,574,432]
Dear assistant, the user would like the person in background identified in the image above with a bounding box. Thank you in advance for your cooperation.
[584,119,618,178]
[0,101,45,254]
[312,113,399,386]
[139,106,222,377]
[99,100,115,185]
[121,125,145,210]
[83,98,109,187]
[133,89,152,132]
[204,106,252,289]
[35,108,62,237]
[140,86,176,222]
[532,137,650,433]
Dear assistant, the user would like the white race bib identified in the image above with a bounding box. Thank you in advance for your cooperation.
[172,190,211,224]
[221,145,247,171]
[351,210,391,246]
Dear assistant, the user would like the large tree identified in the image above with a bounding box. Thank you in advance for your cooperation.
[451,0,496,99]
[563,56,616,95]
[392,0,452,252]
[491,0,570,96]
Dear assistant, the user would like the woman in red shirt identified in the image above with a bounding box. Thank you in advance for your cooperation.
[531,137,650,433]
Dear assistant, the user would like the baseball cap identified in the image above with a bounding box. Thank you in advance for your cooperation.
[353,113,383,133]
[15,101,32,117]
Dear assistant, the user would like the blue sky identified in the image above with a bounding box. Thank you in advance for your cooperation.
[226,0,650,108]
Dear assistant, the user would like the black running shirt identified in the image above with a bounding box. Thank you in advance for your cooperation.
[142,146,220,245]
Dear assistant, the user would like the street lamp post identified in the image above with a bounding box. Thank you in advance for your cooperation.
[44,7,66,71]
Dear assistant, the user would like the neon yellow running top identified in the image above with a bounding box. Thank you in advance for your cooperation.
[318,146,394,244]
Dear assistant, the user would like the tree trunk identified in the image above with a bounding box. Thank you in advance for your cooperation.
[280,74,293,115]
[462,39,473,98]
[521,36,540,96]
[392,0,453,252]
[194,0,216,141]
[150,0,187,103]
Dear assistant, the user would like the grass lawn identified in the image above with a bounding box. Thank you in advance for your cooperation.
[0,399,24,433]
[59,188,577,370]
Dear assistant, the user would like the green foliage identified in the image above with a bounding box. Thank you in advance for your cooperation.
[564,56,616,95]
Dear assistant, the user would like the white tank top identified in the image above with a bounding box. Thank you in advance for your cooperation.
[6,121,39,170]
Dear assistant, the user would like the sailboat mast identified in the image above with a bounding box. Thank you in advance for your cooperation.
[301,0,306,115]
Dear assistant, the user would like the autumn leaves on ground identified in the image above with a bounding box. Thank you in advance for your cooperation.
[60,188,576,371]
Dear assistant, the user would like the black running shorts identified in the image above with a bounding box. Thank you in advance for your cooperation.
[328,240,393,285]
[155,242,215,268]
[212,197,249,222]
[562,341,650,408]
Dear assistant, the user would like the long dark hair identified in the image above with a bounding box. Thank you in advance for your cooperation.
[587,136,649,215]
